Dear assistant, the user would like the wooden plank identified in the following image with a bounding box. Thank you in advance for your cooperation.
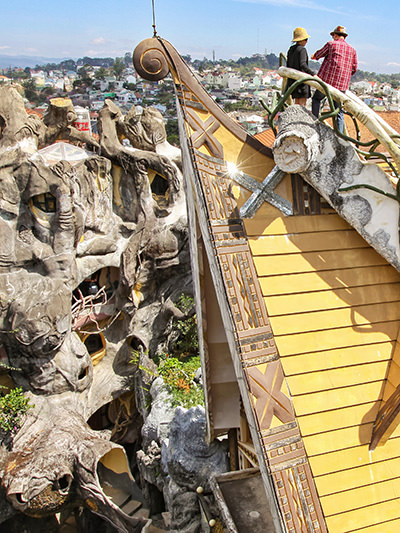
[275,321,400,356]
[298,402,379,436]
[371,380,400,450]
[309,437,400,477]
[259,265,400,296]
[253,248,387,276]
[386,339,400,395]
[244,209,400,531]
[325,499,400,533]
[303,423,374,455]
[321,476,400,517]
[270,301,400,336]
[293,382,383,417]
[265,283,400,316]
[244,214,350,236]
[281,342,394,375]
[287,361,388,396]
[249,229,367,256]
[316,455,400,497]
[371,337,400,448]
[350,517,400,532]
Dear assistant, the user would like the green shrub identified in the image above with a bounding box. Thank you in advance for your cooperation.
[129,294,204,409]
[158,355,204,409]
[0,387,33,434]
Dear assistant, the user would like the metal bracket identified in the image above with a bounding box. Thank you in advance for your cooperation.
[226,166,292,218]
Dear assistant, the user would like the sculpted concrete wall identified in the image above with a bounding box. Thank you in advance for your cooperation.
[0,86,194,531]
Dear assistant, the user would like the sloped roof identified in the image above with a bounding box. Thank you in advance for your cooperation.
[26,108,44,119]
[345,110,400,150]
[255,112,400,150]
[253,128,276,147]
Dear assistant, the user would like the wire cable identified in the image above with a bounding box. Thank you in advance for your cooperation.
[152,0,157,36]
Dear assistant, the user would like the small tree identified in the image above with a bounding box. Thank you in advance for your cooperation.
[166,119,179,146]
[124,52,132,67]
[76,67,93,90]
[113,57,126,80]
[123,82,136,91]
[22,78,39,104]
[95,67,108,81]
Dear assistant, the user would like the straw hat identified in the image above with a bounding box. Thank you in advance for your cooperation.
[292,27,310,42]
[330,25,348,37]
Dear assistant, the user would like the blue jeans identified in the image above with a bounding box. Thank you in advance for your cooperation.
[312,89,344,133]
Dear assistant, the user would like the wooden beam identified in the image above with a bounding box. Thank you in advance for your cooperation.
[370,384,400,450]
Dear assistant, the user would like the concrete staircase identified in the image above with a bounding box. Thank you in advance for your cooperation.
[57,500,169,532]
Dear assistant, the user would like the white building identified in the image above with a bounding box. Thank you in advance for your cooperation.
[227,75,242,91]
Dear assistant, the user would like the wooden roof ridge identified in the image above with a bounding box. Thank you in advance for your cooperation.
[134,37,273,159]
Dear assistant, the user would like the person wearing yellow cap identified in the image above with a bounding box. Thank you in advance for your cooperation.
[285,27,315,106]
[311,26,357,132]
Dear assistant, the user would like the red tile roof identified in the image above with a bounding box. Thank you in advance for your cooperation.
[256,111,400,151]
[254,128,276,147]
[344,111,400,153]
[26,108,44,118]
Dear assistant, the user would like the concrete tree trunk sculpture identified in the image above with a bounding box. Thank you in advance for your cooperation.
[273,104,400,270]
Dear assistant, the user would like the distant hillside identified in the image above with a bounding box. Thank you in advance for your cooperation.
[2,52,400,85]
[0,55,69,69]
[0,55,118,70]
[185,53,321,77]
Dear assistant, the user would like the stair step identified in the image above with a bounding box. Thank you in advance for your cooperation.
[103,486,133,507]
[121,498,142,516]
[144,525,168,532]
[132,507,150,519]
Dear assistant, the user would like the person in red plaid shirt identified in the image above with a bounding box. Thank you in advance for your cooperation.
[311,25,357,132]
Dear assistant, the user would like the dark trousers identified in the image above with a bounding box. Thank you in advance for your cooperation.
[312,89,344,133]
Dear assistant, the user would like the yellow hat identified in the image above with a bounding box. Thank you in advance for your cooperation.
[292,27,310,42]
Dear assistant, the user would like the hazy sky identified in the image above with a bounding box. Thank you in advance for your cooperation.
[1,0,399,73]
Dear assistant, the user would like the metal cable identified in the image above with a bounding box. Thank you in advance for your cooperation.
[152,0,157,36]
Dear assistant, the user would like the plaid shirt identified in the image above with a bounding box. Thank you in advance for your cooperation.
[314,39,357,91]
